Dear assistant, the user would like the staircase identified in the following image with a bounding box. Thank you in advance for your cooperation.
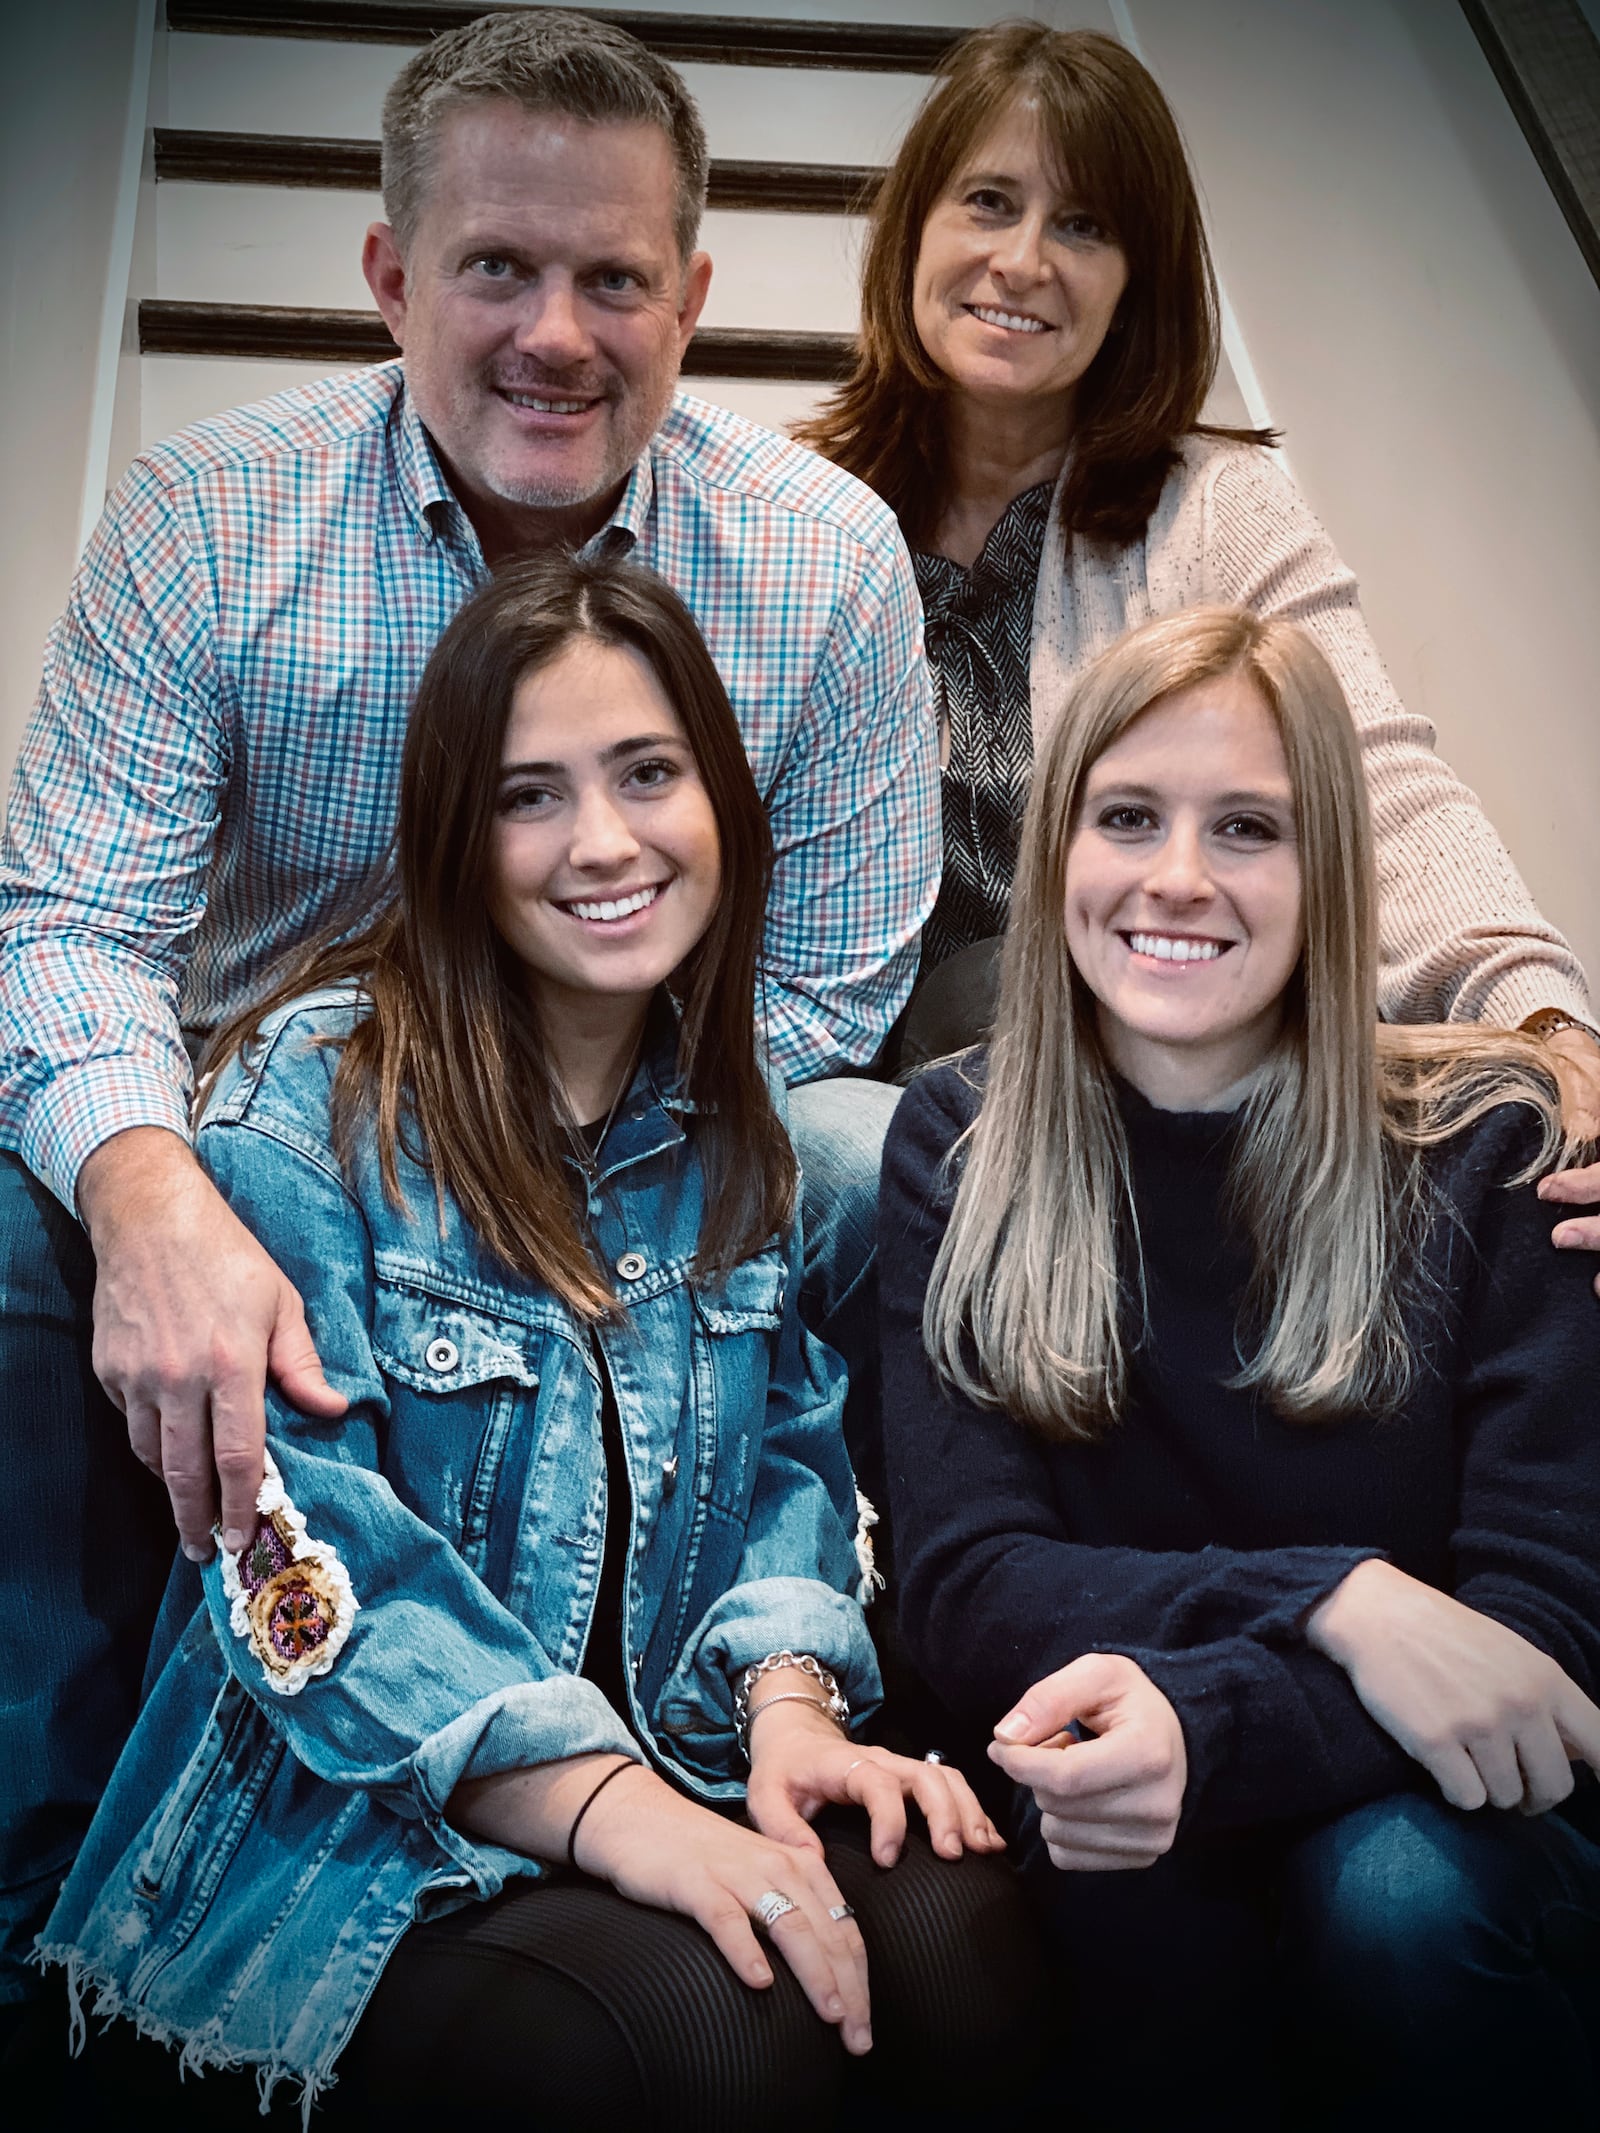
[129,0,973,453]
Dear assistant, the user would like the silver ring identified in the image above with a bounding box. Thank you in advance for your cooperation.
[828,1903,856,1922]
[924,1749,946,1765]
[753,1889,798,1930]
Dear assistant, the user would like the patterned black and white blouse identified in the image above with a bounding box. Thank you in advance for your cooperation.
[912,480,1054,972]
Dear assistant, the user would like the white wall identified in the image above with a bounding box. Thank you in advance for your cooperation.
[0,0,146,787]
[1125,0,1600,984]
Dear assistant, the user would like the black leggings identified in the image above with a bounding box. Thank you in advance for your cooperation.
[49,1817,1049,2129]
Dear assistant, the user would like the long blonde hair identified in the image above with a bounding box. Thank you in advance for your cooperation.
[924,606,1565,1438]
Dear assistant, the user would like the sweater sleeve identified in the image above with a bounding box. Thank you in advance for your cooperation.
[1201,446,1592,1034]
[879,1065,1420,1833]
[1436,1112,1600,1699]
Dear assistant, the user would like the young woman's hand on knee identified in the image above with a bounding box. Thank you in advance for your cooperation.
[573,1761,875,2054]
[988,1653,1187,1870]
[1307,1559,1600,1813]
[744,1696,1005,1867]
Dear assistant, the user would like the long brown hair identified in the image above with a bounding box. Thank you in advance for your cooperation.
[204,550,795,1319]
[924,606,1563,1438]
[796,21,1271,549]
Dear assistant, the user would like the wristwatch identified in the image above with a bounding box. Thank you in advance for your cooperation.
[1522,1009,1600,1046]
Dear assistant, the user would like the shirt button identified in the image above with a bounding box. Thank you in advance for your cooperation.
[425,1337,459,1373]
[615,1251,647,1282]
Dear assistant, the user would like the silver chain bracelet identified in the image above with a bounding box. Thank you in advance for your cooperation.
[734,1649,849,1761]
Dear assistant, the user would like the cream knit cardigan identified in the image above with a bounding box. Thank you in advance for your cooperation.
[1028,434,1592,1031]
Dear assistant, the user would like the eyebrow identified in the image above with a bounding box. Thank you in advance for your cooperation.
[1088,778,1293,809]
[498,733,682,778]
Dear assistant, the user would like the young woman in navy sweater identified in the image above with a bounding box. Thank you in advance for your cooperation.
[880,604,1600,2128]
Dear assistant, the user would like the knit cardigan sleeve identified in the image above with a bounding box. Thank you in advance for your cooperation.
[1196,444,1592,1032]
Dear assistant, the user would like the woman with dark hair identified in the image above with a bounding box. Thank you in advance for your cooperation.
[880,604,1600,2126]
[797,22,1600,1142]
[34,551,1040,2130]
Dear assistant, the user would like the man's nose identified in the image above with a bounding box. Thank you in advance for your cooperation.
[513,279,595,370]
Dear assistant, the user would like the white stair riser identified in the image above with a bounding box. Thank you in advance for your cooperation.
[157,182,865,330]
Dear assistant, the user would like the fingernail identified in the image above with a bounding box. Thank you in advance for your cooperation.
[1552,1225,1577,1247]
[182,1541,209,1564]
[752,1964,771,1986]
[994,1712,1027,1741]
[940,1834,960,1857]
[827,1996,844,2019]
[222,1529,248,1555]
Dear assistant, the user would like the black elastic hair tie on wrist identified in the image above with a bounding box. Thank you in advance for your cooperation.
[566,1758,636,1872]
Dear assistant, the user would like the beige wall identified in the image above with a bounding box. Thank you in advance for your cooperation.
[0,0,146,789]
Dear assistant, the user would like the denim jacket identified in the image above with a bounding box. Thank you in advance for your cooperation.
[41,989,879,2107]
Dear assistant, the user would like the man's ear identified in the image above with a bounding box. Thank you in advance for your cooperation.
[363,223,409,348]
[675,250,713,357]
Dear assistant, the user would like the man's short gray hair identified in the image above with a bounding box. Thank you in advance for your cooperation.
[381,8,710,260]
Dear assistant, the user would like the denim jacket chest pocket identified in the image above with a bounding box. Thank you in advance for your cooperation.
[685,1249,787,1527]
[369,1276,545,1578]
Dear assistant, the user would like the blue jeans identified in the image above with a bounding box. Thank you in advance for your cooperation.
[0,1151,174,2007]
[785,1075,903,1518]
[1017,1787,1600,2128]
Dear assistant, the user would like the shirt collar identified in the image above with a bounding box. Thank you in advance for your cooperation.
[585,443,656,560]
[392,371,658,560]
[391,377,461,542]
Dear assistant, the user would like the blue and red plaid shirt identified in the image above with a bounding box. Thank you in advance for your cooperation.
[0,365,937,1209]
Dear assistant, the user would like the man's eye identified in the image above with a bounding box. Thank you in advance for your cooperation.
[595,268,640,294]
[469,255,515,280]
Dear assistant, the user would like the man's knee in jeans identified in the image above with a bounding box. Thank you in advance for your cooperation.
[784,1076,902,1327]
[0,1151,172,2000]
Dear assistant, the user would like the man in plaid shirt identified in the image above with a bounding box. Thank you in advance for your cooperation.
[0,11,932,2007]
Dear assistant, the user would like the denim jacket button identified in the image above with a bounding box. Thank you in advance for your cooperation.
[615,1252,647,1282]
[424,1337,459,1373]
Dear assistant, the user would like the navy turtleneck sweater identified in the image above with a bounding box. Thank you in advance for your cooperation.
[879,1055,1600,1838]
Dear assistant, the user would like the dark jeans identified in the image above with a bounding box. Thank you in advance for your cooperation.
[0,1152,174,2009]
[1018,1786,1600,2129]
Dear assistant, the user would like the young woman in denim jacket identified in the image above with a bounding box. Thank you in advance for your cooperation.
[881,607,1600,2127]
[37,552,1039,2128]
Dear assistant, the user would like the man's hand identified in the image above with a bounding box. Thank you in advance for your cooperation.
[988,1652,1187,1870]
[78,1126,346,1559]
[744,1694,1003,1868]
[1306,1558,1600,1813]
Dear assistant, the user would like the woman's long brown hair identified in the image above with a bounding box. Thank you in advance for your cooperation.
[796,21,1273,550]
[202,550,795,1319]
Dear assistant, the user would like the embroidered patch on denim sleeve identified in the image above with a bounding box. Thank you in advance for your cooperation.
[853,1488,884,1608]
[218,1451,359,1696]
